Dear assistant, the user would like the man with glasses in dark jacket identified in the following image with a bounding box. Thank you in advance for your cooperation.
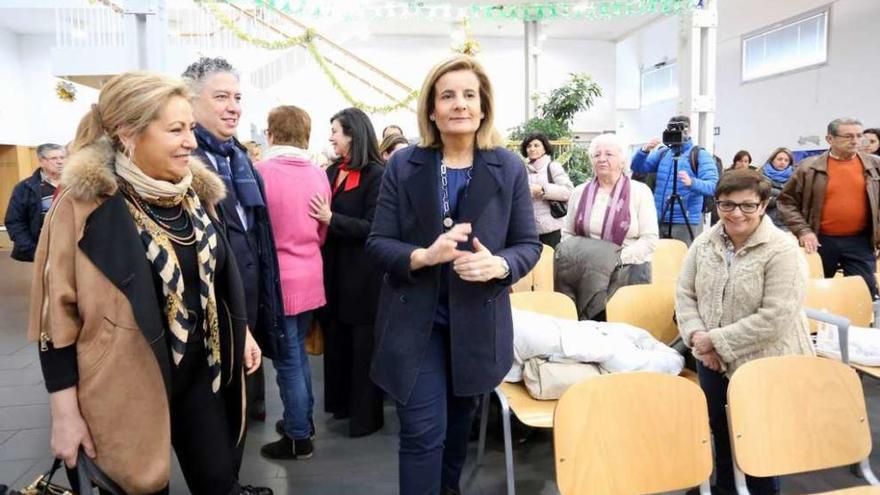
[4,143,65,261]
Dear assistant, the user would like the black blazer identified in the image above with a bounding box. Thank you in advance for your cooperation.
[192,145,286,360]
[366,146,541,404]
[322,160,385,325]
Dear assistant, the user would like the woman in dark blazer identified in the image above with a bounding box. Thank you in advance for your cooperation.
[367,55,541,495]
[310,107,385,437]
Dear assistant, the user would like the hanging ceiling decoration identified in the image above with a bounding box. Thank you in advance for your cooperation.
[243,0,698,22]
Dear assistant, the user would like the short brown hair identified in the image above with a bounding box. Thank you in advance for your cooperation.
[416,55,503,150]
[267,105,311,148]
[715,169,771,202]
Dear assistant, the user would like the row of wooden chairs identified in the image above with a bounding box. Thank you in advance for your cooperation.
[510,238,692,293]
[554,356,880,494]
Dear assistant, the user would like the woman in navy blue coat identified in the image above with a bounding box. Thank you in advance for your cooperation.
[366,55,541,495]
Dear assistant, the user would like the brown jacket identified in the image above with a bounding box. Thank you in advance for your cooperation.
[28,139,248,494]
[777,151,880,247]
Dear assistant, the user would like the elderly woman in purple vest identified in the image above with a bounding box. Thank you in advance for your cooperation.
[560,133,658,317]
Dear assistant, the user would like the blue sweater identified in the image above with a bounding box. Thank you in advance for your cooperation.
[630,139,719,225]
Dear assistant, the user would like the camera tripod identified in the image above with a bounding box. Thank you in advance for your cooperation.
[660,146,694,241]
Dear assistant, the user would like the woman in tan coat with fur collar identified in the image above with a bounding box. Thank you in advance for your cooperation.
[676,170,814,495]
[28,72,269,495]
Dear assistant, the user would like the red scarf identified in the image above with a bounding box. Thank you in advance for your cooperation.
[333,157,361,195]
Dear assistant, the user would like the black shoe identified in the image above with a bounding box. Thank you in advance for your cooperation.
[261,435,314,460]
[275,419,315,439]
[685,486,736,495]
[240,486,273,495]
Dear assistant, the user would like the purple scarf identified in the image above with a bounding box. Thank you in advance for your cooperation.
[574,174,632,246]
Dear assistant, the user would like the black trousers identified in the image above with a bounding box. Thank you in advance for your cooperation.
[171,341,240,495]
[538,230,561,249]
[697,362,776,494]
[817,232,879,298]
[322,318,385,437]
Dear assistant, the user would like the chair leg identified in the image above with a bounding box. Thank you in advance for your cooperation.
[496,390,516,495]
[860,458,880,485]
[476,392,491,468]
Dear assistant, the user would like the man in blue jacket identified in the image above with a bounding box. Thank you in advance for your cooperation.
[631,115,719,245]
[4,143,65,261]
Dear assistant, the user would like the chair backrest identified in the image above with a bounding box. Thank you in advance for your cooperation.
[651,239,689,284]
[727,356,871,477]
[554,373,712,495]
[510,270,534,293]
[606,282,679,345]
[511,244,555,293]
[804,276,873,330]
[533,244,555,291]
[803,250,825,279]
[510,290,577,320]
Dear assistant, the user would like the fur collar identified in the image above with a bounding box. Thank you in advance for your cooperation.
[62,137,226,205]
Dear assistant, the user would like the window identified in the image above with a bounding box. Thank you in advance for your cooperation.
[742,9,828,82]
[641,62,678,106]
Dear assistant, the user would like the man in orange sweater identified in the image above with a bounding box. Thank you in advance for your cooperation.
[779,117,880,298]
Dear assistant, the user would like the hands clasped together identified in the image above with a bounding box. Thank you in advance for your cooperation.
[410,223,508,282]
[690,330,724,372]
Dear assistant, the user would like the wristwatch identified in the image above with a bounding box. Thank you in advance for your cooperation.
[497,256,511,279]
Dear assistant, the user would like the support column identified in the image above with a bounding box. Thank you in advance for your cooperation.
[524,20,541,120]
[123,0,165,71]
[678,0,718,151]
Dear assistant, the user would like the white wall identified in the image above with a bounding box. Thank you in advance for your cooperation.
[714,0,880,165]
[615,0,880,165]
[0,27,27,145]
[0,30,99,146]
[263,34,617,149]
[614,16,680,149]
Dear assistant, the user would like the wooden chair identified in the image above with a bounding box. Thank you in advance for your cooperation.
[475,291,576,495]
[652,238,689,284]
[804,276,873,331]
[605,282,697,384]
[606,282,679,345]
[803,250,826,279]
[554,372,713,495]
[727,356,880,494]
[805,276,880,380]
[511,244,554,292]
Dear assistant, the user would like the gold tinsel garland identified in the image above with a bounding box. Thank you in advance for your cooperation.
[204,2,417,114]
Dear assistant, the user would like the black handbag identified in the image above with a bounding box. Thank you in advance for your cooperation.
[12,450,124,495]
[546,163,568,219]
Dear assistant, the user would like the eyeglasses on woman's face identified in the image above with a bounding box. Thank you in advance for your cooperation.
[716,200,761,213]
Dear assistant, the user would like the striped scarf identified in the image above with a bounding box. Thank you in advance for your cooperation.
[125,187,223,392]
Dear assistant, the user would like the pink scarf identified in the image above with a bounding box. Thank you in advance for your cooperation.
[574,174,632,246]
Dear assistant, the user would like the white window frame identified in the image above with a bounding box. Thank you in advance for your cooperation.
[640,61,678,106]
[741,7,829,83]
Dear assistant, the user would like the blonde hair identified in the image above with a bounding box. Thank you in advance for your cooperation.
[416,55,503,150]
[71,71,190,154]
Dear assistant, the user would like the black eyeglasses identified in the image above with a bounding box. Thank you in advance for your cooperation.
[717,201,761,213]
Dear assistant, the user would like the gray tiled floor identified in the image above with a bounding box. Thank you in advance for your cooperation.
[3,252,880,494]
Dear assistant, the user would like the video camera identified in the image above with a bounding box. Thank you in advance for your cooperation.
[662,121,687,147]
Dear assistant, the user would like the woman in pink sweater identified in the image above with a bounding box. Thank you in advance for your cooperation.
[255,105,330,460]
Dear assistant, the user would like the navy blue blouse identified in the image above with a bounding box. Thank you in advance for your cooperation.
[435,166,472,326]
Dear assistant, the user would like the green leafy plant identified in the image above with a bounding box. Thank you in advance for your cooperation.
[508,73,602,185]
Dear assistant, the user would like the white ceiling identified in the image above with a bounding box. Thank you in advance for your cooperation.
[0,1,667,41]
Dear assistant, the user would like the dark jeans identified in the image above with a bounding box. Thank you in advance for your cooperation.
[275,312,315,440]
[697,362,776,494]
[396,328,478,495]
[539,230,561,249]
[659,222,703,246]
[817,232,879,298]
